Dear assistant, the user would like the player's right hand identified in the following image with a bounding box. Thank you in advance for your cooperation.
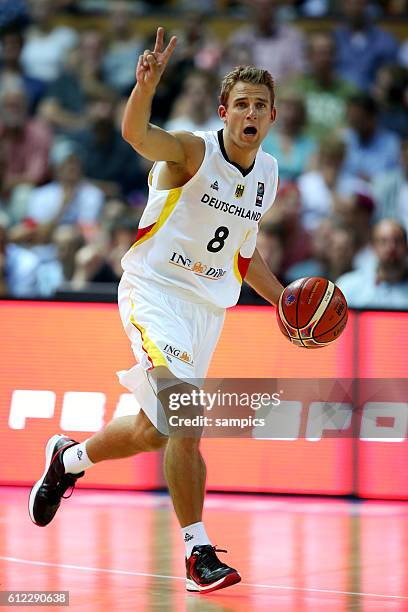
[136,27,177,93]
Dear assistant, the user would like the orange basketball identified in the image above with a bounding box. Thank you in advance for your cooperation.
[277,277,348,348]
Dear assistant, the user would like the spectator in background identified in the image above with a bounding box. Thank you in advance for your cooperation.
[261,183,313,273]
[0,146,10,225]
[324,223,356,280]
[73,92,145,199]
[333,190,376,270]
[343,94,401,181]
[239,222,285,305]
[1,212,48,298]
[39,29,111,135]
[55,198,137,286]
[55,0,81,12]
[334,0,399,90]
[21,0,78,84]
[220,38,253,82]
[262,89,316,183]
[8,139,104,297]
[102,1,143,96]
[100,198,132,234]
[285,217,335,282]
[300,0,330,16]
[24,140,104,233]
[38,46,87,135]
[52,223,83,282]
[373,137,408,231]
[75,29,109,99]
[71,218,136,289]
[0,221,8,296]
[372,64,408,138]
[379,0,408,16]
[0,28,45,114]
[173,11,222,74]
[227,0,305,82]
[0,0,29,31]
[399,38,408,69]
[0,138,32,228]
[337,219,408,309]
[256,221,286,283]
[298,135,364,231]
[0,77,52,195]
[286,219,356,283]
[165,70,222,132]
[289,32,357,138]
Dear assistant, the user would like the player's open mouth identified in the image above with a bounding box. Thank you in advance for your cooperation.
[243,126,257,136]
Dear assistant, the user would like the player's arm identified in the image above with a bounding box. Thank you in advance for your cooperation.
[121,27,201,168]
[245,247,284,306]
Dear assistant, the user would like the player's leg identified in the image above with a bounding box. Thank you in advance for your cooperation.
[159,382,206,526]
[173,308,240,592]
[84,410,167,462]
[28,409,166,527]
[164,436,206,526]
[29,277,168,527]
[166,306,225,528]
[156,378,241,593]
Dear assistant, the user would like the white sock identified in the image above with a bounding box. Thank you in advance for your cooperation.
[62,440,94,474]
[181,521,211,557]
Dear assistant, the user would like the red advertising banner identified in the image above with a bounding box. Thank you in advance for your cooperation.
[0,301,161,489]
[356,312,408,500]
[0,301,406,498]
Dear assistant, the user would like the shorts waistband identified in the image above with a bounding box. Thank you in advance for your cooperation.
[121,272,225,314]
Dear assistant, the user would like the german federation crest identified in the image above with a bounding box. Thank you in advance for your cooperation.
[235,184,245,198]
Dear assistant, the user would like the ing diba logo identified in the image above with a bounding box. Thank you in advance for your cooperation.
[163,344,193,365]
[192,262,207,274]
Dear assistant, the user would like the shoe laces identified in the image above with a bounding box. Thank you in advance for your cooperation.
[61,473,80,499]
[195,546,228,571]
[45,473,79,503]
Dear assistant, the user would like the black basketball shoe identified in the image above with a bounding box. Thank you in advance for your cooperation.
[185,545,241,593]
[29,434,84,527]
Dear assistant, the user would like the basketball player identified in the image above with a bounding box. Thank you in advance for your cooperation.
[29,28,284,593]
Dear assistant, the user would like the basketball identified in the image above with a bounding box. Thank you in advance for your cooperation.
[277,277,348,348]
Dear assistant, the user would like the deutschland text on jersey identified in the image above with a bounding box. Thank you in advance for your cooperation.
[121,130,279,308]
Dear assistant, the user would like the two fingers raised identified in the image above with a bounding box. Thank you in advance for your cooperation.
[137,27,177,80]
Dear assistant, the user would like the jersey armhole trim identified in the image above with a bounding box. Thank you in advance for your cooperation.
[148,133,210,194]
[130,186,183,249]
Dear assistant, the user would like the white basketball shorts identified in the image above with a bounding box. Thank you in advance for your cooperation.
[117,273,225,434]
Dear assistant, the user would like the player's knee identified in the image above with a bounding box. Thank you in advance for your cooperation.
[164,382,205,439]
[160,382,205,418]
[133,410,168,452]
[143,424,168,451]
[168,436,201,450]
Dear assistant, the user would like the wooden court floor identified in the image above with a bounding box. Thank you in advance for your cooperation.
[1,486,407,611]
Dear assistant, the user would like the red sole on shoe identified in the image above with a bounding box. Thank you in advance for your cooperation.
[187,571,241,594]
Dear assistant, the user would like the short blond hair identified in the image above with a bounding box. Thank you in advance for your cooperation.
[219,66,275,107]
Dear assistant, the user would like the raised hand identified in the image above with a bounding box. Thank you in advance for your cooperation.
[136,27,177,93]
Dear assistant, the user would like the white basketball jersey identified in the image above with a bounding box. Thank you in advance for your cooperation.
[121,130,279,308]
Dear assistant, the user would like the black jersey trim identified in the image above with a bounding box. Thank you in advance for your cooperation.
[217,130,256,177]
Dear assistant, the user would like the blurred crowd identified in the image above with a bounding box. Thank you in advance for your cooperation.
[0,0,408,309]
